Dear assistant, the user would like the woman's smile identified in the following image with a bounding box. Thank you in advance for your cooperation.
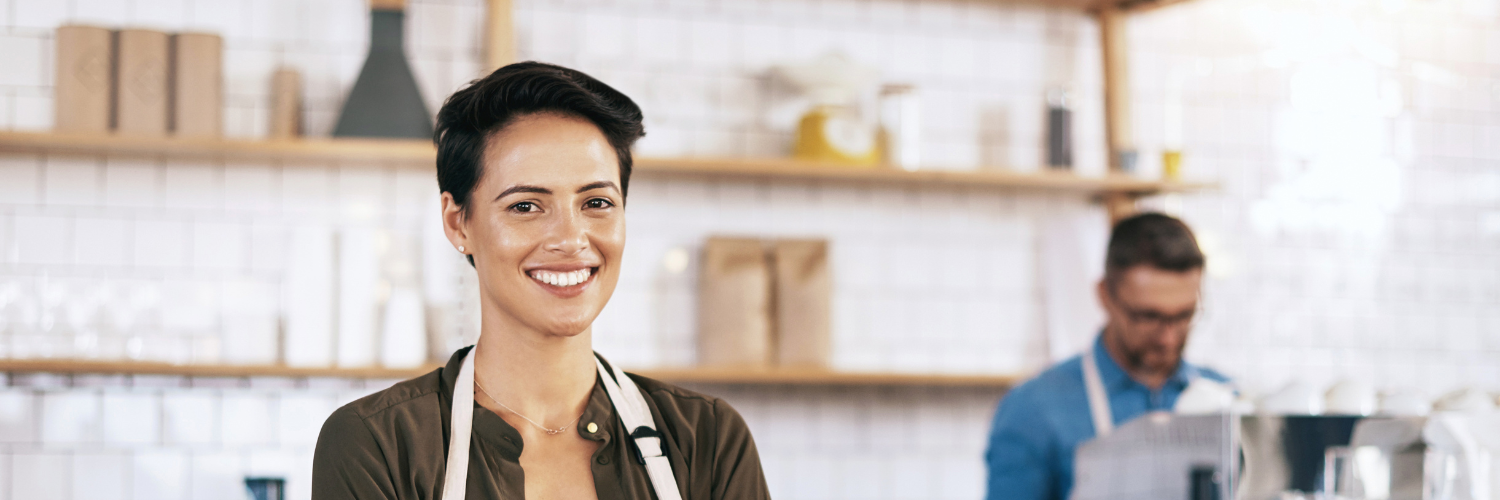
[526,265,600,298]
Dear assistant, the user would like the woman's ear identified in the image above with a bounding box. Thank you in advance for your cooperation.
[441,192,469,254]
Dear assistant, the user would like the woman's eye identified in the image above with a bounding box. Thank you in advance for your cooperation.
[584,198,614,209]
[510,202,538,213]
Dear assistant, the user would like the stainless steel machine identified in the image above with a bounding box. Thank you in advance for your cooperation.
[1069,413,1498,500]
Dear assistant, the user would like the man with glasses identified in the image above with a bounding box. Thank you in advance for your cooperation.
[983,212,1230,500]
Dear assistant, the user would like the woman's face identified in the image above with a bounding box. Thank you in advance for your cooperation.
[442,113,625,338]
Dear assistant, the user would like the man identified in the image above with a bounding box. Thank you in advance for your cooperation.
[984,212,1230,500]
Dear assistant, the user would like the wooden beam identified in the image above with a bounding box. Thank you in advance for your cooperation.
[1100,192,1139,223]
[484,0,516,72]
[1098,5,1133,175]
[1098,5,1137,222]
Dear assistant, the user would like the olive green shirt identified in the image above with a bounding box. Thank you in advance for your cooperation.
[312,346,771,500]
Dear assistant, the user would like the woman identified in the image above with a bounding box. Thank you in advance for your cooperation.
[312,62,770,500]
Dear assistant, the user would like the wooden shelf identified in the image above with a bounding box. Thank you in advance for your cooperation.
[0,131,1210,198]
[0,359,1020,388]
[0,359,441,380]
[0,130,435,164]
[989,0,1189,11]
[632,366,1020,387]
[635,157,1207,197]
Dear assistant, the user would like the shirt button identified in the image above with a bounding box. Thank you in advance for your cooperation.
[587,422,598,433]
[596,455,610,465]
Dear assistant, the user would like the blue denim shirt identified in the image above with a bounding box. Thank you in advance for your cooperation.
[983,335,1229,500]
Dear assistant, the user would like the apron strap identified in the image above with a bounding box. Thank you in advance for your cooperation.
[1082,348,1114,437]
[596,355,685,500]
[438,348,685,500]
[441,348,476,500]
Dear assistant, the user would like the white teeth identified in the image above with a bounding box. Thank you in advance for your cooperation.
[531,268,592,287]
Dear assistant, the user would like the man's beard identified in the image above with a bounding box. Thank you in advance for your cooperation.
[1120,340,1184,374]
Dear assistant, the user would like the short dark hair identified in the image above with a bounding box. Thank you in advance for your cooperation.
[1104,212,1205,285]
[434,62,645,214]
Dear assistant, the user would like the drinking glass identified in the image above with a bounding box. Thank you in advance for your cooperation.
[0,277,22,359]
[1324,446,1391,500]
[1424,449,1458,500]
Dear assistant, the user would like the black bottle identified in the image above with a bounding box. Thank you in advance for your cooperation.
[1046,87,1073,169]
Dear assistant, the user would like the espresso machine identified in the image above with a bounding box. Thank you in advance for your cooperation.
[1069,412,1499,500]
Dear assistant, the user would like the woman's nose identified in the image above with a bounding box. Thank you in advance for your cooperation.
[544,210,589,255]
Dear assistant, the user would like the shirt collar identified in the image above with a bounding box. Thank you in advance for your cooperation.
[439,346,620,457]
[1091,334,1197,391]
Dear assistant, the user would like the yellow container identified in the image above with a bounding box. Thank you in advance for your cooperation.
[792,105,880,167]
[1162,150,1182,182]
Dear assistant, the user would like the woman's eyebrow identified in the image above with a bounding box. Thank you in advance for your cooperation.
[494,184,550,201]
[576,181,619,193]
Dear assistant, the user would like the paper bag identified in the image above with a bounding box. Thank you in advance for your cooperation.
[269,67,302,138]
[697,237,772,367]
[115,29,170,136]
[54,26,113,133]
[773,239,831,368]
[171,33,222,137]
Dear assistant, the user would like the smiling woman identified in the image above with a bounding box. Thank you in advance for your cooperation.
[311,62,770,500]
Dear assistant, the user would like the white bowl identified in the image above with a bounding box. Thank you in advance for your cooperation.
[1433,388,1497,413]
[1376,389,1430,417]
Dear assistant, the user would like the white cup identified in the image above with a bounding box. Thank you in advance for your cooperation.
[1325,379,1378,416]
[1176,378,1237,414]
[1261,381,1324,415]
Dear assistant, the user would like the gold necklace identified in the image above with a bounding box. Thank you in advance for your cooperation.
[473,375,576,436]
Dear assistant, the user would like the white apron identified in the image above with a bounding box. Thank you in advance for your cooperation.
[440,349,685,500]
[1081,348,1115,437]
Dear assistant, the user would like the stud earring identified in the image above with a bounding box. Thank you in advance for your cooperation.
[458,245,465,253]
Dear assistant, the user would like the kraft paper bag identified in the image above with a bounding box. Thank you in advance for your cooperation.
[773,239,831,368]
[269,67,302,139]
[171,32,222,137]
[115,29,171,136]
[54,25,113,133]
[697,237,772,368]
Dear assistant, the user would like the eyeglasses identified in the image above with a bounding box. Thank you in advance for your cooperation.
[1106,286,1199,330]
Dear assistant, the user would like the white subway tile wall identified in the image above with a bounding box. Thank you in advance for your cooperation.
[0,0,1496,498]
[12,452,68,500]
[72,451,128,500]
[1130,0,1500,398]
